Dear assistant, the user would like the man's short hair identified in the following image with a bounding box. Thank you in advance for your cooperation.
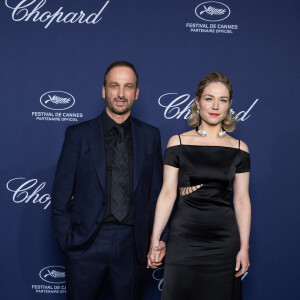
[103,61,139,87]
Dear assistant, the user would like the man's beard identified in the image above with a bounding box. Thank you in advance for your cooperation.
[105,97,133,115]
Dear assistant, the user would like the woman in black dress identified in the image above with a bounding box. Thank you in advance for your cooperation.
[147,72,251,300]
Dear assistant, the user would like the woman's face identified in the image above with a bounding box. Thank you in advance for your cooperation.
[197,82,231,127]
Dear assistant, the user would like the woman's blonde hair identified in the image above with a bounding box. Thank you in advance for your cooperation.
[188,72,236,132]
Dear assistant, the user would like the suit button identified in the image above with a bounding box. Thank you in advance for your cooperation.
[102,202,106,206]
[95,221,101,225]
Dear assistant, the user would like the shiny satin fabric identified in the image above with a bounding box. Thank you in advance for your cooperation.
[162,145,250,300]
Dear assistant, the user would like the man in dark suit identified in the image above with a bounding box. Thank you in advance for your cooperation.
[51,61,166,300]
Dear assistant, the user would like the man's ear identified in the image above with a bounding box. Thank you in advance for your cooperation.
[102,85,105,99]
[135,87,140,101]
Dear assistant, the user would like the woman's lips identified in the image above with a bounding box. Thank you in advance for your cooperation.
[209,113,220,117]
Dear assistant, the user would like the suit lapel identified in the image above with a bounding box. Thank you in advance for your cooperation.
[86,114,106,193]
[131,118,144,193]
[85,115,144,194]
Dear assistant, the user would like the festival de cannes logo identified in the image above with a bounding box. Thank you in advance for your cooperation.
[195,1,230,22]
[39,266,66,284]
[40,91,75,110]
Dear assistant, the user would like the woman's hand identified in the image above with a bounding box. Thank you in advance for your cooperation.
[235,248,250,277]
[147,241,166,269]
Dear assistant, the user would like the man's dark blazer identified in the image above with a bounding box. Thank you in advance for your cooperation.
[51,113,164,263]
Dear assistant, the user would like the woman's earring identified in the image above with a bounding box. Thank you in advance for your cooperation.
[196,108,200,115]
[218,127,226,138]
[197,128,207,137]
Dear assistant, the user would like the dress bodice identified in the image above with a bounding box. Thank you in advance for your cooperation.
[164,145,250,192]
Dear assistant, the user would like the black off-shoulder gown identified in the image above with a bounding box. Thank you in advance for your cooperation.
[162,141,250,300]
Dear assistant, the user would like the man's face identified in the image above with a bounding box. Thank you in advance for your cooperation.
[102,66,139,117]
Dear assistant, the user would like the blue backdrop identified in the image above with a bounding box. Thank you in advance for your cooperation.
[1,0,300,299]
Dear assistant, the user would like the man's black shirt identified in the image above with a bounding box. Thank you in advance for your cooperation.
[102,110,133,225]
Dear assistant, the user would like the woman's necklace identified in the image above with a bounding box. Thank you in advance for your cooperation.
[196,126,226,138]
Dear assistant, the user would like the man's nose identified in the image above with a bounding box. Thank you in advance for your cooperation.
[118,87,124,98]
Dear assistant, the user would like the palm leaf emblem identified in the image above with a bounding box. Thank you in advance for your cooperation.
[45,95,71,104]
[200,6,226,16]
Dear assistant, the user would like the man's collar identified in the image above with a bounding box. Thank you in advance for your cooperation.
[102,110,131,134]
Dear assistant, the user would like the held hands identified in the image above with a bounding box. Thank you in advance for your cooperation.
[235,248,250,277]
[147,241,166,269]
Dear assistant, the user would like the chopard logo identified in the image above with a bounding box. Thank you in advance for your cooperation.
[39,266,66,284]
[158,93,259,121]
[241,271,248,280]
[152,267,248,291]
[152,267,164,291]
[5,0,110,29]
[195,1,230,22]
[6,177,51,209]
[40,91,75,110]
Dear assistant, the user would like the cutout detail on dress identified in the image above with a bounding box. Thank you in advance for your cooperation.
[179,184,203,196]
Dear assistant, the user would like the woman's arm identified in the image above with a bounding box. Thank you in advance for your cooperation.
[147,135,181,268]
[233,169,251,277]
[147,163,178,268]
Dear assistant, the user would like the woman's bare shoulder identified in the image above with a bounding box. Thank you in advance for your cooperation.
[180,129,196,136]
[166,135,181,147]
[226,135,249,153]
[239,140,249,153]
